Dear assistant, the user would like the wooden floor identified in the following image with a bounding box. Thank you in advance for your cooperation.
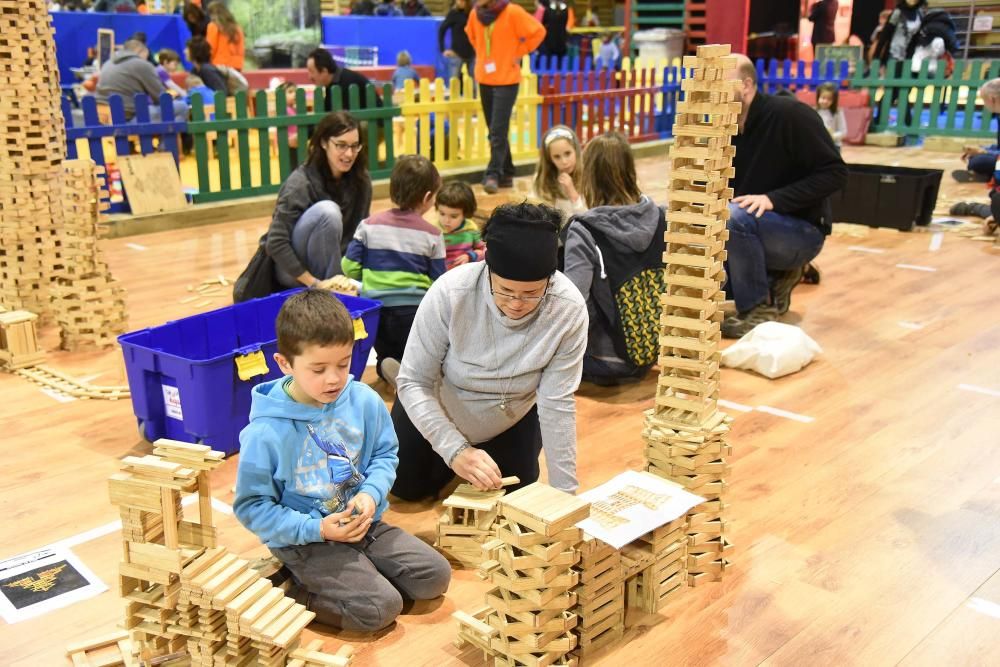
[1,144,998,666]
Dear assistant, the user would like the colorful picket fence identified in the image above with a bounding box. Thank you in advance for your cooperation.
[755,58,852,94]
[538,67,662,144]
[854,58,1000,138]
[62,93,185,213]
[395,74,540,171]
[186,84,398,204]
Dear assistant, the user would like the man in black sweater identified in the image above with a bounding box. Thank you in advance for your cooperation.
[306,48,383,113]
[722,55,847,338]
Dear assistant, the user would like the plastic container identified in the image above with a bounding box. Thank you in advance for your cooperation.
[830,164,943,231]
[632,28,685,64]
[118,289,381,455]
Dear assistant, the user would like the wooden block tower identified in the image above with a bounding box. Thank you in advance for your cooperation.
[107,438,354,667]
[455,483,591,667]
[0,309,45,370]
[435,477,518,568]
[0,0,66,316]
[642,44,739,587]
[52,160,128,350]
[571,534,624,657]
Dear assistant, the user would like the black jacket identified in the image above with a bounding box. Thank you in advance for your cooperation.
[321,68,383,112]
[732,92,847,234]
[193,63,228,93]
[439,9,474,59]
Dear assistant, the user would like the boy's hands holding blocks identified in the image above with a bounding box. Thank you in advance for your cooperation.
[320,492,376,543]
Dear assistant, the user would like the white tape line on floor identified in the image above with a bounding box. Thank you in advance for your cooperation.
[718,399,753,413]
[848,246,886,254]
[958,384,1000,398]
[755,405,816,423]
[928,232,943,251]
[897,321,926,330]
[126,243,148,251]
[968,597,1000,619]
[895,263,937,272]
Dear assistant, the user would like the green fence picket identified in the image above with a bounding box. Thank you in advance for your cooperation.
[213,91,232,192]
[274,91,291,182]
[190,94,211,197]
[234,91,252,189]
[295,86,309,169]
[255,89,271,189]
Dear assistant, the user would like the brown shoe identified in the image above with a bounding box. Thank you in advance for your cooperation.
[721,304,779,339]
[771,265,805,315]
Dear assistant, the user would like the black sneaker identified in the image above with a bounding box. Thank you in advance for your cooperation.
[721,305,779,339]
[951,169,989,184]
[949,201,991,218]
[802,262,821,285]
[498,176,514,188]
[771,265,805,315]
[483,177,499,194]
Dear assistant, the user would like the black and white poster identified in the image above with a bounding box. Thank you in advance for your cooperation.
[0,547,106,624]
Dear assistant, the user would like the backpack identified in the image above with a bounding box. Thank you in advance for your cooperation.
[217,64,249,95]
[576,207,667,368]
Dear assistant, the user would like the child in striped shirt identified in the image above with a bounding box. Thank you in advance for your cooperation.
[342,155,445,386]
[435,181,485,270]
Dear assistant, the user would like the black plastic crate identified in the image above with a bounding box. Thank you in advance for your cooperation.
[830,164,943,231]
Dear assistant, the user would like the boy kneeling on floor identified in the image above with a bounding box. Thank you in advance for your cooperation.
[234,289,451,632]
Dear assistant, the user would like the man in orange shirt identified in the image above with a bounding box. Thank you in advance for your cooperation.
[466,0,545,193]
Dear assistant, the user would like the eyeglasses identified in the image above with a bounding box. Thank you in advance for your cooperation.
[330,141,363,154]
[488,268,549,304]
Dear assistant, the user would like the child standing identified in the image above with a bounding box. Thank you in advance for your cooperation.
[815,82,847,148]
[234,290,451,633]
[435,181,485,270]
[392,50,421,92]
[533,125,586,225]
[342,155,445,387]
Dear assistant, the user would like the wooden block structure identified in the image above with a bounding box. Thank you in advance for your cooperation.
[107,438,353,667]
[622,517,689,611]
[0,310,45,370]
[643,44,739,590]
[455,483,591,667]
[51,160,128,350]
[435,477,519,568]
[570,535,623,657]
[0,0,67,316]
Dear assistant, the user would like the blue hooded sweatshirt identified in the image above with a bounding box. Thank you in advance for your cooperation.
[233,376,398,549]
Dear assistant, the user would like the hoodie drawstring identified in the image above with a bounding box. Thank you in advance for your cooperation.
[595,244,607,280]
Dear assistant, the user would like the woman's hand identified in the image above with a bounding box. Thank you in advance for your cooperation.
[451,447,503,490]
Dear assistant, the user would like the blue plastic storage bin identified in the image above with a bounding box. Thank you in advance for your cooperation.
[118,289,380,455]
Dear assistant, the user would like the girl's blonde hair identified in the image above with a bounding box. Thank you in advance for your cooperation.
[397,50,412,67]
[579,132,640,208]
[533,125,582,203]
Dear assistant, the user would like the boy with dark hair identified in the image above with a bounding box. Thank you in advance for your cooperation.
[234,289,451,633]
[343,155,446,387]
[435,181,484,270]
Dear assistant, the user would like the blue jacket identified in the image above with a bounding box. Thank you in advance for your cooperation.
[233,376,398,549]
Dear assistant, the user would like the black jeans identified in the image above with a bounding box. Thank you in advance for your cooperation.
[374,305,418,380]
[479,82,519,181]
[389,401,542,501]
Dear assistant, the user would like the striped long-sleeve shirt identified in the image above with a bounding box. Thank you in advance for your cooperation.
[442,218,486,270]
[342,208,447,307]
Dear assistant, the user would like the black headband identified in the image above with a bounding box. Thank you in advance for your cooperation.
[484,214,559,281]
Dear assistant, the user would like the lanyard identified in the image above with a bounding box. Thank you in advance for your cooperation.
[485,23,495,58]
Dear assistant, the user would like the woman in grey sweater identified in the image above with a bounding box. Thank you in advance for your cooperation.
[391,203,588,498]
[267,111,372,289]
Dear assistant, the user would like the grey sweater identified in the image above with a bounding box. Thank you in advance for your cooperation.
[396,262,588,492]
[95,51,166,116]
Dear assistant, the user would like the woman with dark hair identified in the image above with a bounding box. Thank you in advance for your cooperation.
[267,112,372,289]
[186,37,228,92]
[205,0,245,71]
[391,202,588,500]
[182,2,210,39]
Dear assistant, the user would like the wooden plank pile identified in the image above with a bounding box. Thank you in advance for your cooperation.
[643,43,739,588]
[571,534,623,657]
[106,438,353,667]
[52,159,128,350]
[624,517,688,611]
[435,476,518,568]
[0,0,66,317]
[0,309,45,370]
[455,483,590,667]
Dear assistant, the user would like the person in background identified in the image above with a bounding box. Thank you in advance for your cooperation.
[307,48,383,113]
[402,0,431,16]
[539,0,575,61]
[156,48,187,97]
[466,0,546,193]
[374,0,403,17]
[532,125,585,225]
[953,78,1000,183]
[351,0,376,14]
[392,51,421,92]
[95,39,189,121]
[814,82,846,149]
[186,36,228,93]
[135,0,148,13]
[267,111,373,291]
[439,0,476,83]
[808,0,838,51]
[868,9,892,63]
[91,0,136,12]
[183,2,210,38]
[595,31,619,70]
[949,79,1000,215]
[435,181,485,270]
[206,0,245,71]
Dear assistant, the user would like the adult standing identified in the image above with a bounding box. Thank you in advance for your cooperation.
[808,0,838,50]
[402,0,431,16]
[466,0,545,193]
[539,0,575,61]
[182,2,210,39]
[439,0,476,83]
[267,112,372,289]
[307,49,382,113]
[205,1,245,71]
[391,203,587,499]
[721,55,847,338]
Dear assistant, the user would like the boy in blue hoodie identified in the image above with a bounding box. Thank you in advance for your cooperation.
[234,290,451,632]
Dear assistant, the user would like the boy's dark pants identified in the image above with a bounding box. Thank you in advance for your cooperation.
[270,521,451,632]
[374,305,418,380]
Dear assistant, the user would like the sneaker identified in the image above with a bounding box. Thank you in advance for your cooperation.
[721,305,779,339]
[380,357,401,390]
[483,177,499,194]
[498,176,514,189]
[771,264,805,315]
[802,262,821,285]
[951,169,989,184]
[949,201,991,218]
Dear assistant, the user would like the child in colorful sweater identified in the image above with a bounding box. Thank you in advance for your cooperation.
[435,181,484,270]
[342,155,445,386]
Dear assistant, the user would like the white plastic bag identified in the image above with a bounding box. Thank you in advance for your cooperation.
[721,321,822,379]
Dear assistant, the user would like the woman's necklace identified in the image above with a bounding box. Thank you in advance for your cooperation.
[485,313,523,413]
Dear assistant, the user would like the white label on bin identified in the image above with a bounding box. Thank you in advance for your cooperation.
[163,385,183,420]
